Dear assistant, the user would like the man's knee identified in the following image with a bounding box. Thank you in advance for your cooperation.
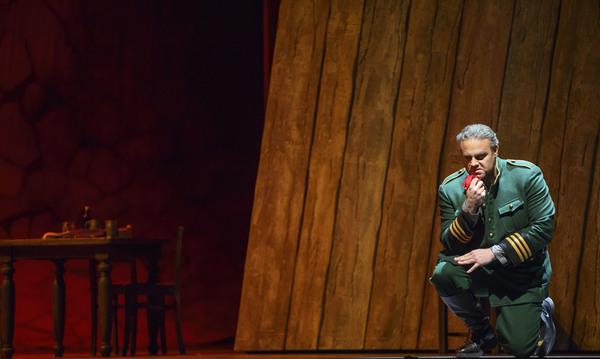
[430,261,466,297]
[500,335,538,358]
[496,302,542,358]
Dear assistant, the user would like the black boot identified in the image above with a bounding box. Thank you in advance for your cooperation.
[455,320,498,358]
[534,297,556,357]
[440,291,498,358]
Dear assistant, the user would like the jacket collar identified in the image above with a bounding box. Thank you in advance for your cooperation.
[490,157,506,190]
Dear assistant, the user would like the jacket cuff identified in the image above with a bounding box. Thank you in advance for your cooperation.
[498,232,533,265]
[461,202,480,228]
[491,244,510,266]
[448,212,475,244]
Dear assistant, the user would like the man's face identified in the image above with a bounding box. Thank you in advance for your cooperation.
[459,139,498,183]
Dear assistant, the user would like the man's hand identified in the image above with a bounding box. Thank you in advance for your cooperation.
[455,248,495,273]
[464,178,486,214]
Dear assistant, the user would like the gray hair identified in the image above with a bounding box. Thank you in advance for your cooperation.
[456,124,499,148]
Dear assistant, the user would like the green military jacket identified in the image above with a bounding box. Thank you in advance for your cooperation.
[437,157,555,306]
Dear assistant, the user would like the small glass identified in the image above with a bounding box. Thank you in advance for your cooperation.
[105,220,118,239]
[62,221,75,233]
[86,219,100,230]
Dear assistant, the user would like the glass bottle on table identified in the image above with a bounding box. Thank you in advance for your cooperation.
[83,206,92,228]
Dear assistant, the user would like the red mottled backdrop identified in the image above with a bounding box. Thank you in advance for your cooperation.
[0,0,264,354]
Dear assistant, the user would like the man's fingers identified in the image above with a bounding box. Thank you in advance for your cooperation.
[454,255,468,263]
[466,263,479,274]
[454,255,473,265]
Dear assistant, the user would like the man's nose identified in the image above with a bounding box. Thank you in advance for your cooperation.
[470,158,478,167]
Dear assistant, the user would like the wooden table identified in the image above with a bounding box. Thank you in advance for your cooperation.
[0,238,167,358]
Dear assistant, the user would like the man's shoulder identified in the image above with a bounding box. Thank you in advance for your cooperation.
[505,159,535,169]
[503,159,542,174]
[440,168,466,187]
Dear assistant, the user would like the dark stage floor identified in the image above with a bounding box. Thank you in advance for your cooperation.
[8,341,600,359]
[10,350,600,359]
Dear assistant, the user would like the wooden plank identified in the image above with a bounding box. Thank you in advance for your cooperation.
[576,138,600,349]
[284,0,365,350]
[234,0,330,351]
[430,0,514,353]
[441,0,514,180]
[317,0,409,350]
[364,0,463,350]
[536,11,576,350]
[538,0,600,351]
[496,0,560,162]
[557,0,600,350]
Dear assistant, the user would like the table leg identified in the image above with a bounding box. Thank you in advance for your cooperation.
[97,260,112,357]
[146,259,159,355]
[89,260,98,356]
[52,260,66,357]
[0,260,14,359]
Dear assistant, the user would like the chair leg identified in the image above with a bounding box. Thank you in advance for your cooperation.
[131,300,138,355]
[121,291,134,356]
[111,299,119,355]
[174,301,185,354]
[159,308,167,355]
[146,295,161,355]
[438,297,449,353]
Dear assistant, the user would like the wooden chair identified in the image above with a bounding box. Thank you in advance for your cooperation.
[117,226,185,355]
[438,296,497,354]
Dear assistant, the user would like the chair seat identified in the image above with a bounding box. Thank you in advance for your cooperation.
[120,282,176,296]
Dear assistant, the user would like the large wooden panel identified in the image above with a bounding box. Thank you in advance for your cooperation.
[285,0,364,350]
[235,0,330,350]
[237,0,600,352]
[317,0,409,349]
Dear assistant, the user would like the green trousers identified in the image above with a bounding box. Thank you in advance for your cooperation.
[431,260,543,358]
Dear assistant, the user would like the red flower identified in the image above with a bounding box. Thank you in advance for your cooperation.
[462,174,478,192]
